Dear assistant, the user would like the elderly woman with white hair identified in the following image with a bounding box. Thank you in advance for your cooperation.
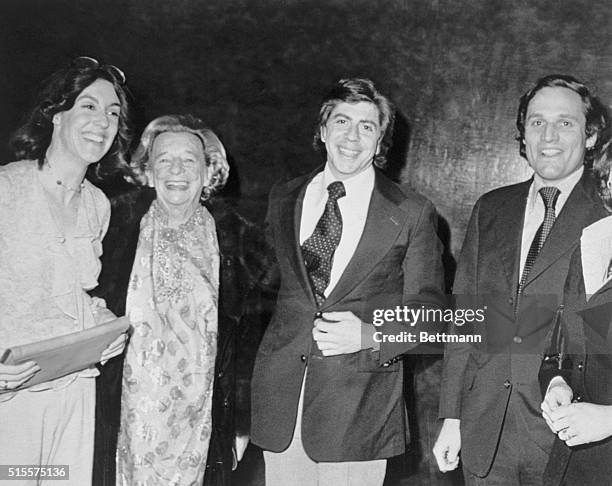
[110,114,229,485]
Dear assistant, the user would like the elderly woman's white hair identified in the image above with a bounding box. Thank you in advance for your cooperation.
[131,114,230,201]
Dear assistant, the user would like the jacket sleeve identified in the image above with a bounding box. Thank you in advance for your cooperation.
[377,197,447,365]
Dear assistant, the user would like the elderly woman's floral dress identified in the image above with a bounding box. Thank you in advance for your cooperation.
[117,200,219,486]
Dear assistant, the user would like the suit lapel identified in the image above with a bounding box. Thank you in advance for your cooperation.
[495,182,530,291]
[322,171,407,309]
[279,171,318,306]
[526,173,603,286]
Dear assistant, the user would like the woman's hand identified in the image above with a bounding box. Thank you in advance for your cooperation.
[91,296,117,324]
[0,361,40,391]
[541,376,573,434]
[100,333,128,365]
[548,402,612,446]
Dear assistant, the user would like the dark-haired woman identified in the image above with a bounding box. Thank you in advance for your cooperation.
[0,57,131,484]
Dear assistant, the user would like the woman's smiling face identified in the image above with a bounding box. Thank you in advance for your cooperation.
[147,131,207,218]
[52,78,121,165]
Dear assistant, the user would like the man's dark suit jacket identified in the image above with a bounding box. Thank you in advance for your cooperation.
[439,170,607,477]
[251,167,446,462]
[540,247,612,486]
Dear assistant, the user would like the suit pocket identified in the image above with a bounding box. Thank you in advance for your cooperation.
[357,349,400,373]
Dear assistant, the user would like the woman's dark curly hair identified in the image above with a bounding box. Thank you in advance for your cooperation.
[9,57,132,180]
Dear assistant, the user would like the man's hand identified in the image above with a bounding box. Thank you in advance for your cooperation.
[312,311,362,356]
[433,418,461,472]
[100,333,128,365]
[547,403,612,446]
[541,376,573,433]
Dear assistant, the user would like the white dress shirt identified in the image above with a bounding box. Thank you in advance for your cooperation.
[299,164,375,297]
[519,166,584,277]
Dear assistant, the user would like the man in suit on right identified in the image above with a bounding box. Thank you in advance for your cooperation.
[433,74,610,484]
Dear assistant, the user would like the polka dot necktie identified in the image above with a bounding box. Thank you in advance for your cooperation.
[516,186,560,311]
[301,181,346,306]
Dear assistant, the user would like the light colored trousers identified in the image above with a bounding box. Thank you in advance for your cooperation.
[0,378,95,486]
[263,374,387,486]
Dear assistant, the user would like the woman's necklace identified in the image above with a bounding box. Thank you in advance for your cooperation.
[41,159,82,238]
[45,158,85,193]
[54,178,84,193]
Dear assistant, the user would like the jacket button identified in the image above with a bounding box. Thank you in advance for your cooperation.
[513,336,522,344]
[503,380,511,389]
[217,371,224,378]
[382,363,390,367]
[223,398,230,408]
[300,354,307,363]
[577,362,584,370]
[574,394,583,402]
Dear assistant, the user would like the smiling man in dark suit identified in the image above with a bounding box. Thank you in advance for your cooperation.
[251,78,445,486]
[433,74,610,485]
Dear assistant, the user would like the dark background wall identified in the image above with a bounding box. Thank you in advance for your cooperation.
[1,1,610,484]
[2,0,610,254]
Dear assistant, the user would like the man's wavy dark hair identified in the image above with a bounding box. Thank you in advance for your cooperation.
[9,57,132,180]
[516,74,611,168]
[313,78,395,169]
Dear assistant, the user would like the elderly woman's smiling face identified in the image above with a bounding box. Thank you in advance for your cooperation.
[147,131,208,224]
